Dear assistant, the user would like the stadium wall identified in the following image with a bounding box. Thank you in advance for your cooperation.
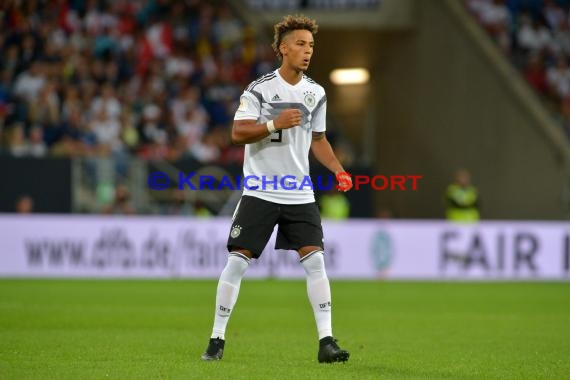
[0,157,72,213]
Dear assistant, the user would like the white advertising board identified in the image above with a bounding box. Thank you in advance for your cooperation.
[0,215,568,280]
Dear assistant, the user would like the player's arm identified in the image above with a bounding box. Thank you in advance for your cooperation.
[309,92,352,191]
[231,120,273,145]
[311,132,353,191]
[231,109,303,145]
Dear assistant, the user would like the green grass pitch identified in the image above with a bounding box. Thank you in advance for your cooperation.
[0,280,569,379]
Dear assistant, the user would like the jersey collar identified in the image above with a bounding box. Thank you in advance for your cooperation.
[275,69,305,89]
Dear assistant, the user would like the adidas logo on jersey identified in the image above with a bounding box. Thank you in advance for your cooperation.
[271,94,281,101]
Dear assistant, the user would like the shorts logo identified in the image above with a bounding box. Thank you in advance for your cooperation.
[230,225,242,238]
[304,91,316,107]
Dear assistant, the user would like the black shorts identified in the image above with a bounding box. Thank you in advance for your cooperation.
[227,195,324,258]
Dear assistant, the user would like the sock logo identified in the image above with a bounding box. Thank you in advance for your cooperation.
[319,301,331,309]
[219,305,232,313]
[230,225,242,238]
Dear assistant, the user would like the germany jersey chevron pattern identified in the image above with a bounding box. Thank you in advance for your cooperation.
[303,74,316,84]
[262,102,311,130]
[233,68,327,204]
[246,72,277,92]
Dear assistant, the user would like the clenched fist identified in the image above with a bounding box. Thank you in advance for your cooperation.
[273,108,302,130]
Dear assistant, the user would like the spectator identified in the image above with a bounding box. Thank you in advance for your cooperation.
[479,0,511,53]
[53,108,96,157]
[444,168,480,222]
[91,82,121,121]
[376,208,394,219]
[190,130,221,163]
[517,15,552,54]
[319,188,350,220]
[61,86,83,121]
[3,46,20,76]
[101,184,135,215]
[163,189,195,216]
[12,61,46,103]
[193,199,212,218]
[551,18,570,56]
[543,0,565,31]
[27,80,60,127]
[27,126,47,157]
[546,55,570,99]
[15,195,34,214]
[524,52,547,94]
[214,4,243,48]
[7,123,28,157]
[89,108,122,155]
[175,103,208,152]
[120,110,139,152]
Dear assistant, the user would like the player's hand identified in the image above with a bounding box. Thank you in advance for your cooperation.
[273,108,302,130]
[335,171,353,192]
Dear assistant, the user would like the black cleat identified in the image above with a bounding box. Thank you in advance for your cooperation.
[318,336,350,363]
[201,338,225,361]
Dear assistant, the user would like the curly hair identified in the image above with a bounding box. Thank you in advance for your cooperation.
[272,14,318,60]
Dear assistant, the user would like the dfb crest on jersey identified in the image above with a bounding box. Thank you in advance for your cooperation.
[230,225,242,238]
[303,91,316,107]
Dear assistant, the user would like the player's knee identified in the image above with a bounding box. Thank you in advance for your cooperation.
[300,250,326,276]
[298,245,323,258]
[222,253,250,280]
[229,247,253,259]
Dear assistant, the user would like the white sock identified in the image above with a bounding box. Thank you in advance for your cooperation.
[211,252,249,340]
[301,250,332,340]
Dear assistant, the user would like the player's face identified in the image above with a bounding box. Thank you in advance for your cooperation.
[281,29,314,72]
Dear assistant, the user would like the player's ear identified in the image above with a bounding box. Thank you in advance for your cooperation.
[279,41,288,57]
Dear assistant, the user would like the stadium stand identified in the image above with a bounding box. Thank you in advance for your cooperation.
[465,0,570,138]
[0,0,358,216]
[0,0,283,214]
[0,0,276,165]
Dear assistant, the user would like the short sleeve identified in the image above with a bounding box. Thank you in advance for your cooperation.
[311,94,327,133]
[234,91,261,121]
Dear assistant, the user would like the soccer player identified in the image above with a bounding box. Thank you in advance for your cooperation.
[201,14,353,363]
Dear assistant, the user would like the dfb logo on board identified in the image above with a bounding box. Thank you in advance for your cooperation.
[92,228,136,269]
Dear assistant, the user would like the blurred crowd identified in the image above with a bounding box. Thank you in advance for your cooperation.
[246,0,380,10]
[466,0,570,137]
[0,0,355,216]
[0,0,278,164]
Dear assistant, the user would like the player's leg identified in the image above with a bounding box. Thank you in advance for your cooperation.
[298,245,331,339]
[276,204,332,341]
[298,246,349,363]
[276,203,349,363]
[202,196,278,361]
[201,249,251,361]
[210,249,253,341]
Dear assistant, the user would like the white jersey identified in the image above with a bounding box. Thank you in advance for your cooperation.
[234,69,327,204]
